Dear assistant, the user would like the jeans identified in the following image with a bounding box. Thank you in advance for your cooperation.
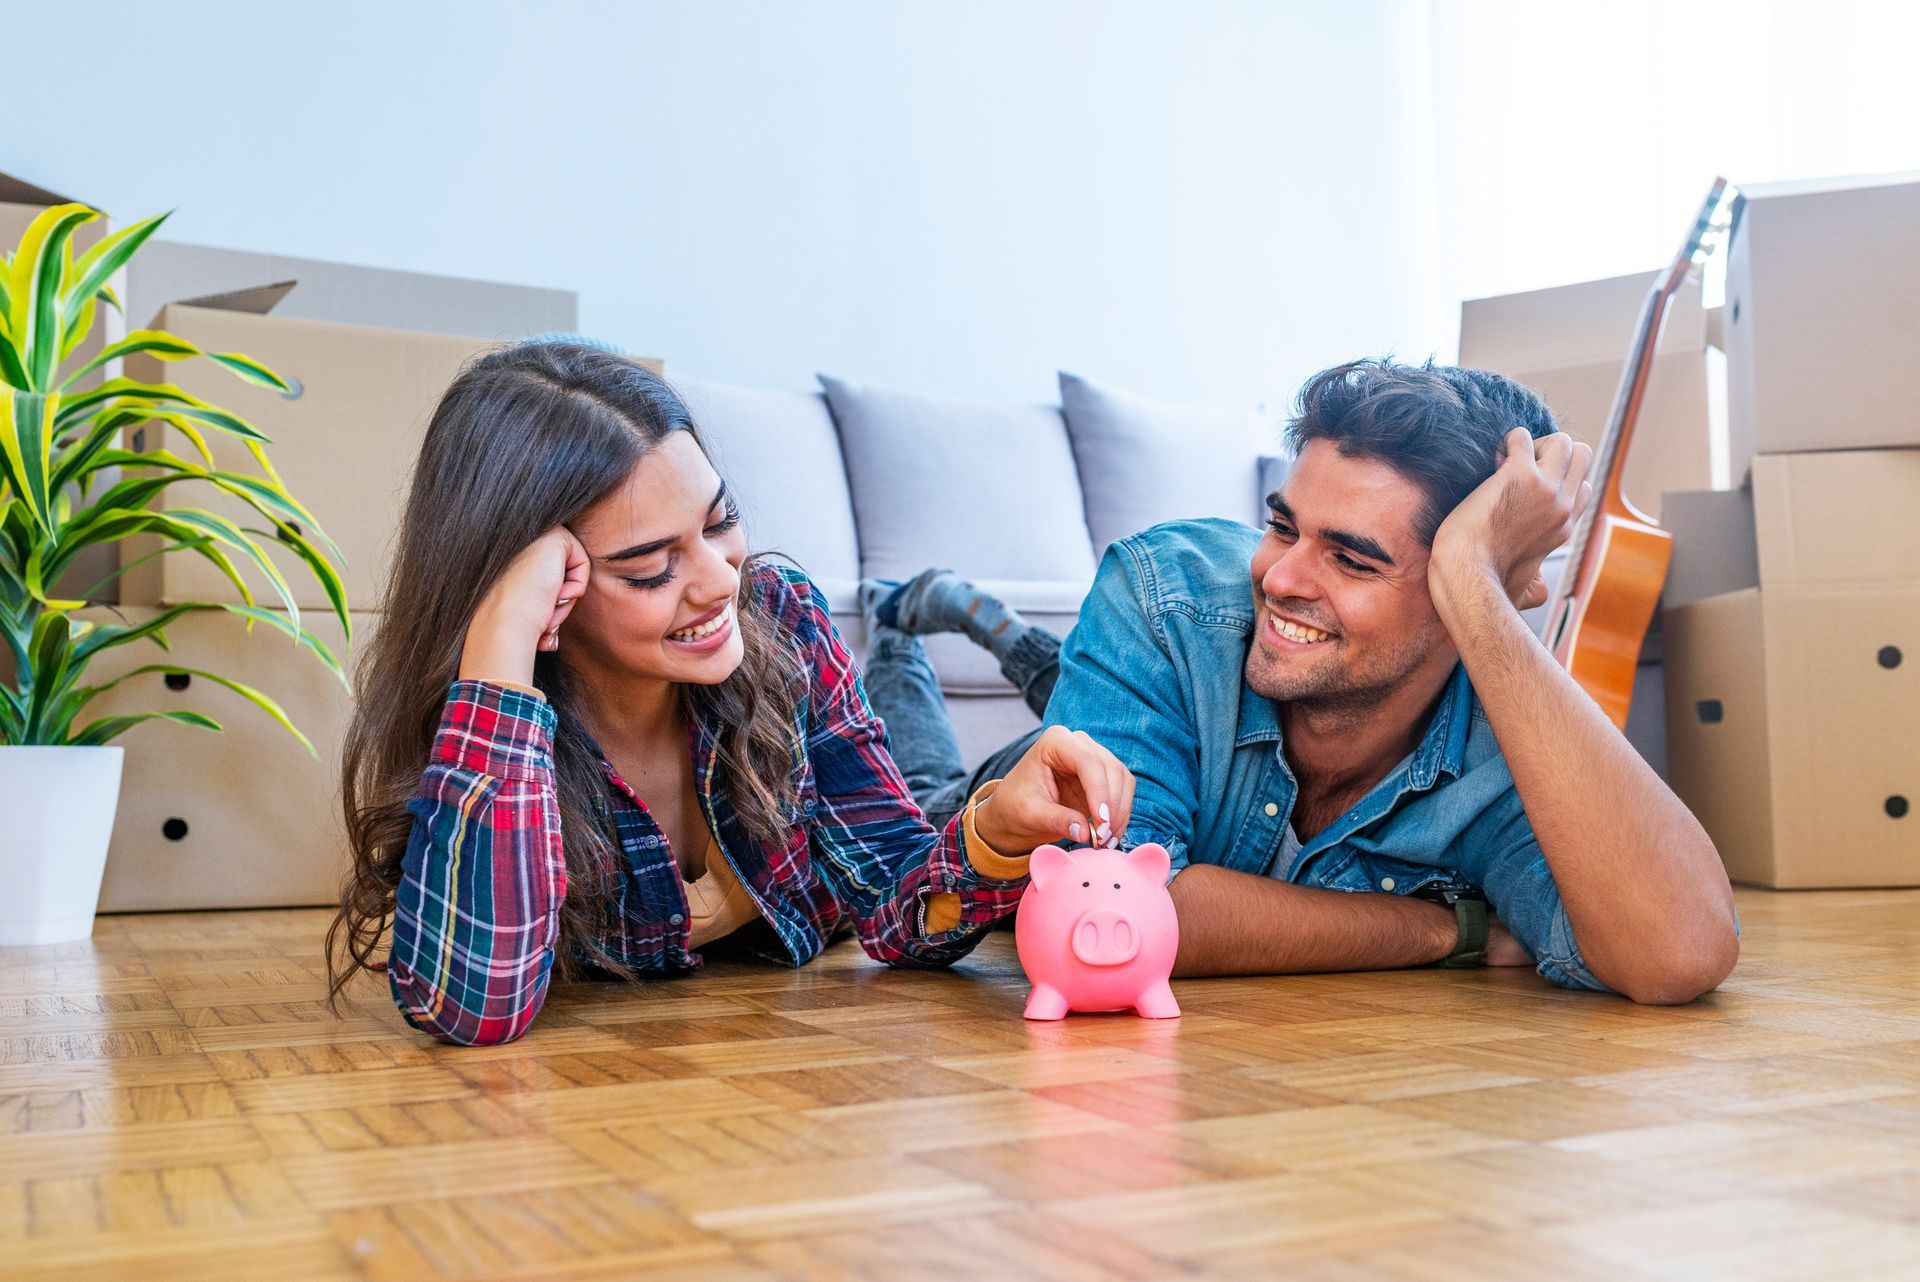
[862,623,1058,830]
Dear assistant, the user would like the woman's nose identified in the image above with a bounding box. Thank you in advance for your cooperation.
[689,537,741,604]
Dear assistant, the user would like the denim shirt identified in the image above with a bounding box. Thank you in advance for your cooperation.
[1044,518,1607,992]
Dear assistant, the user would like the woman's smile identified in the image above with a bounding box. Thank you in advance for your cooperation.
[666,600,735,651]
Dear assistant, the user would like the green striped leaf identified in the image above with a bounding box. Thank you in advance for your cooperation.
[160,506,303,628]
[58,328,293,394]
[1,389,58,533]
[9,203,97,389]
[60,212,169,338]
[66,708,222,747]
[83,663,314,756]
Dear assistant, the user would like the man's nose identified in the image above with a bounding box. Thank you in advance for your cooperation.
[1260,541,1322,605]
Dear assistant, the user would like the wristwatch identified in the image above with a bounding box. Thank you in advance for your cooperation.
[1415,880,1489,968]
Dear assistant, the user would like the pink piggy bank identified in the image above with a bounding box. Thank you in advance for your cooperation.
[1015,843,1181,1020]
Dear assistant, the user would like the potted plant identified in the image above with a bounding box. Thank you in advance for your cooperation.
[0,202,348,945]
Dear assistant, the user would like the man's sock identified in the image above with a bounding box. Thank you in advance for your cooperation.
[876,568,1030,663]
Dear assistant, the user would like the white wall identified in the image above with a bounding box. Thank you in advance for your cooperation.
[8,0,1442,424]
[13,1,1917,417]
[1429,0,1920,310]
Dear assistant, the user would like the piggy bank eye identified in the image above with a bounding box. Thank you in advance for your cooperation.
[1113,882,1122,889]
[1081,881,1090,888]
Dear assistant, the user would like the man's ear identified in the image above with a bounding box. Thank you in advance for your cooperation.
[1030,845,1072,890]
[1124,843,1171,884]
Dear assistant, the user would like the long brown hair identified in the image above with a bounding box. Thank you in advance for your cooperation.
[327,342,801,1003]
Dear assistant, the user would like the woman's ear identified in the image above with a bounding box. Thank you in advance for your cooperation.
[1029,844,1072,890]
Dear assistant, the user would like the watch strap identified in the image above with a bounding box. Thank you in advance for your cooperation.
[1437,895,1489,968]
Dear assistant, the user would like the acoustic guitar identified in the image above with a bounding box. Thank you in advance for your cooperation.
[1543,177,1733,729]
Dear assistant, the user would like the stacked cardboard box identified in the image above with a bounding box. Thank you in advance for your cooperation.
[1460,269,1715,521]
[78,256,591,911]
[1663,172,1920,888]
[58,605,372,910]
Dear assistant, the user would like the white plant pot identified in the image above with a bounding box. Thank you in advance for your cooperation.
[0,745,124,946]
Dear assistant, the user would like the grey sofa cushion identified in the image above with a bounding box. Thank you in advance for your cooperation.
[670,374,862,586]
[817,374,1097,584]
[1059,370,1270,553]
[1256,451,1294,521]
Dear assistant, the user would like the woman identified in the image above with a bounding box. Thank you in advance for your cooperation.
[327,342,1134,1045]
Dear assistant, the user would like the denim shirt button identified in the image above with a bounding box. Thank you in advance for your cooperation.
[1264,802,1279,817]
[1380,877,1396,891]
[669,913,686,926]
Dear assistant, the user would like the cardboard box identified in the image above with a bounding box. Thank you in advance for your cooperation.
[1723,171,1920,459]
[1460,271,1714,519]
[1660,486,1757,609]
[126,239,577,342]
[1665,586,1916,888]
[117,287,507,611]
[2,605,370,911]
[1662,447,1920,886]
[1665,450,1920,595]
[2,172,126,604]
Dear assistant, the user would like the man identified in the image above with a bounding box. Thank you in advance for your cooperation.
[862,359,1738,1004]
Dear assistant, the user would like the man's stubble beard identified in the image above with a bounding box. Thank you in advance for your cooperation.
[1244,616,1444,726]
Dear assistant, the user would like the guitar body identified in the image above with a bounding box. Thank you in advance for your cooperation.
[1550,499,1673,730]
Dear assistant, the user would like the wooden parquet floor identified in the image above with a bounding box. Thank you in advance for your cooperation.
[4,888,1919,1281]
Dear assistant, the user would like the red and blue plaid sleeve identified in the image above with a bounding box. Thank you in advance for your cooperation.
[780,569,1028,967]
[387,679,566,1045]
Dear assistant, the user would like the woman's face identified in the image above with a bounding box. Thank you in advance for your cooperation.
[561,432,749,688]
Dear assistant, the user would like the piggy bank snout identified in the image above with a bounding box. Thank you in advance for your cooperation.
[1070,908,1142,966]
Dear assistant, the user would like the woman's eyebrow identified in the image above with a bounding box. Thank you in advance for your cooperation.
[596,481,728,562]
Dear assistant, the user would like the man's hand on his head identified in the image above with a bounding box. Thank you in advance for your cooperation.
[1429,427,1594,613]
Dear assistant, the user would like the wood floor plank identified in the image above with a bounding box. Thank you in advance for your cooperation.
[0,885,1913,1280]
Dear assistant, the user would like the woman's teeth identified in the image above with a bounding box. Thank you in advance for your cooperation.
[670,604,731,642]
[1270,613,1332,644]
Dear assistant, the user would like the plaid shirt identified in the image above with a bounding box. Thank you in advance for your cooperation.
[388,562,1028,1045]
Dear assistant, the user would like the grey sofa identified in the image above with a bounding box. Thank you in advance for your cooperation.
[673,370,1276,765]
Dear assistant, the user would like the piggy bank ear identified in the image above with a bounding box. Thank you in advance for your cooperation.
[1124,842,1171,884]
[1029,845,1072,890]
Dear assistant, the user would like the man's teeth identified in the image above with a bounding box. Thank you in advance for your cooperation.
[1270,613,1332,644]
[670,605,731,642]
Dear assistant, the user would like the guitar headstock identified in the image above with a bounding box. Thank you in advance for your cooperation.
[1668,177,1733,290]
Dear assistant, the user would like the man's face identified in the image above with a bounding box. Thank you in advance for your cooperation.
[1245,439,1451,708]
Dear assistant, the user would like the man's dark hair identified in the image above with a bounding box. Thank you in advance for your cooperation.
[1282,359,1560,546]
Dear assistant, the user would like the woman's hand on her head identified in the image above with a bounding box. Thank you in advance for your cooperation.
[460,527,592,685]
[530,527,592,652]
[973,726,1137,858]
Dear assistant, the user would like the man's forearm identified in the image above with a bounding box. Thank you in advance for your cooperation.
[1169,864,1456,977]
[1430,563,1737,1003]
